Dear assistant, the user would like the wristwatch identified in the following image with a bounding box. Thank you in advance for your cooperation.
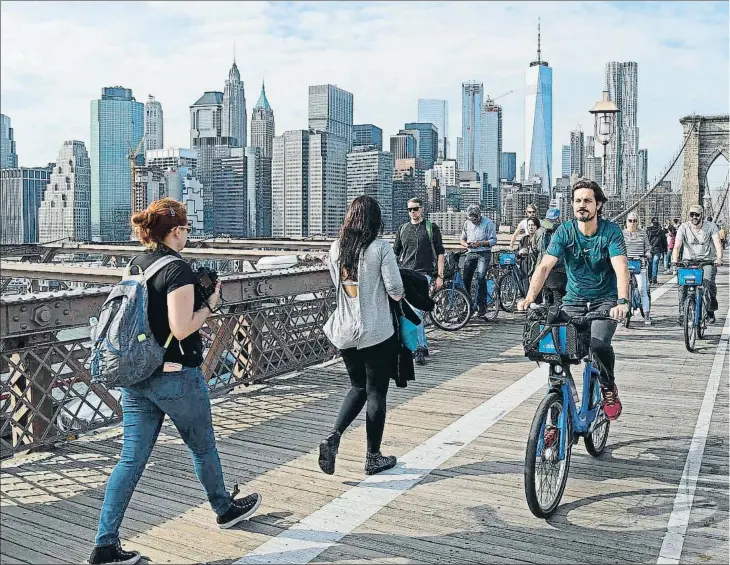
[616,298,629,305]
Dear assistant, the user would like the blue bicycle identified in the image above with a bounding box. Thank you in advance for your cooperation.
[497,250,528,312]
[522,304,612,518]
[430,251,499,331]
[676,259,715,352]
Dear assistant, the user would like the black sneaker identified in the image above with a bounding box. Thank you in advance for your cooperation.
[217,486,261,529]
[318,431,341,475]
[414,349,426,365]
[707,312,716,325]
[365,451,397,475]
[422,347,430,357]
[89,541,141,565]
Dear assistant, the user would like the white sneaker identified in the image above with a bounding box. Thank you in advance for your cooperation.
[644,316,652,326]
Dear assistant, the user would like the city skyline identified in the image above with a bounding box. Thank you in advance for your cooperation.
[1,1,728,187]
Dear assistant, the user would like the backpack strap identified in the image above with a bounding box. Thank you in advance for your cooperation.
[425,220,438,273]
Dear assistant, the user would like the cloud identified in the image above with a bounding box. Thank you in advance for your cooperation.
[1,0,727,182]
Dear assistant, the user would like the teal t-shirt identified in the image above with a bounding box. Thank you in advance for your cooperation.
[546,219,627,304]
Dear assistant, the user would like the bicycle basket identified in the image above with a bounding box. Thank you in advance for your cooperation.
[499,252,517,266]
[523,320,589,363]
[628,259,642,274]
[678,267,703,286]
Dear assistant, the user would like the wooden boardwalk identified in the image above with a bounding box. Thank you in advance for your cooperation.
[1,269,728,564]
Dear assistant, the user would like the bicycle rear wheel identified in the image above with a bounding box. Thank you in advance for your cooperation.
[430,287,472,331]
[684,295,697,352]
[482,273,500,321]
[525,391,572,518]
[499,273,519,312]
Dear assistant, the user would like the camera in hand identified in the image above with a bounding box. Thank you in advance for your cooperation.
[195,267,219,301]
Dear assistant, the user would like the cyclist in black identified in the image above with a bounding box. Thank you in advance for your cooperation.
[518,180,630,421]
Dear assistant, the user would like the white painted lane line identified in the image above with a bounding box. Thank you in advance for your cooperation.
[236,364,549,564]
[651,276,677,302]
[657,306,730,565]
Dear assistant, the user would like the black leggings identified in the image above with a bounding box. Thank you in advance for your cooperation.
[335,335,399,454]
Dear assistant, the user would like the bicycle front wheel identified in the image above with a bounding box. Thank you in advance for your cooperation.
[431,287,472,331]
[525,391,572,518]
[684,294,697,352]
[482,273,500,321]
[499,273,519,312]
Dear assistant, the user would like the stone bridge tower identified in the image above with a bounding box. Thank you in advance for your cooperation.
[680,114,729,219]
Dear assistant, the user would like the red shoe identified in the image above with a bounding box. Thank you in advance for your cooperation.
[602,385,623,421]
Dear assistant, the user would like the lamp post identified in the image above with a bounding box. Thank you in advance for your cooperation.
[589,91,619,191]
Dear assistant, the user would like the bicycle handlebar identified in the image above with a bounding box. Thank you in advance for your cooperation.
[528,303,612,325]
[673,259,716,268]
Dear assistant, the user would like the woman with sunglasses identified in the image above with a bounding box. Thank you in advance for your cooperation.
[622,212,653,326]
[90,198,260,565]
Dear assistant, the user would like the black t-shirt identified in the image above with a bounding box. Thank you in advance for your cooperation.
[129,245,204,367]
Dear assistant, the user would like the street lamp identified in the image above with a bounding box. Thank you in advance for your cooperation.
[589,90,619,190]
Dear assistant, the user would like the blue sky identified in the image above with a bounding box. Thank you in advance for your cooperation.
[2,1,728,184]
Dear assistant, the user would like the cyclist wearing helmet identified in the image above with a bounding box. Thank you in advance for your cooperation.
[517,179,629,421]
[672,204,723,325]
[460,205,497,316]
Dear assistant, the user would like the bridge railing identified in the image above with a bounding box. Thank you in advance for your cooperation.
[0,267,336,459]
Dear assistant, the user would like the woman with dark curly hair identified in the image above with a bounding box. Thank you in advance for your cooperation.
[319,196,405,477]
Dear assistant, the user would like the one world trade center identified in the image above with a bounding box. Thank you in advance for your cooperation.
[524,21,553,194]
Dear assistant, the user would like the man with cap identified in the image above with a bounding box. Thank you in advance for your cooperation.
[533,207,567,305]
[672,204,723,325]
[460,205,497,316]
[646,216,668,285]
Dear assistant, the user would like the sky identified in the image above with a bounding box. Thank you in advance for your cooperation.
[2,0,728,185]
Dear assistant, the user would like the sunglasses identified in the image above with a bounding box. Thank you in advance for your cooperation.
[408,207,421,212]
[628,219,637,223]
[690,213,701,218]
[527,210,536,214]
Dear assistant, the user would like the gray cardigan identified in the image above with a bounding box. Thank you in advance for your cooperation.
[328,239,405,349]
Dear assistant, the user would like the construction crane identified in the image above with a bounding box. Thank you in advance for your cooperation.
[485,89,514,105]
[128,136,145,215]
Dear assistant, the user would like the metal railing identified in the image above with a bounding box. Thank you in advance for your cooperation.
[0,267,336,459]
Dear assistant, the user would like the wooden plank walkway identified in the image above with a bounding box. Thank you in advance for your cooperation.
[1,269,728,564]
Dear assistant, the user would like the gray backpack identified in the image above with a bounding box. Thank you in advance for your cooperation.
[89,255,183,388]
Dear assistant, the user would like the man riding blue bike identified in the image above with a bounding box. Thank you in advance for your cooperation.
[517,179,630,421]
[671,204,723,326]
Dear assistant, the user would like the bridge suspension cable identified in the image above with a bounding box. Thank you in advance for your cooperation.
[610,119,697,224]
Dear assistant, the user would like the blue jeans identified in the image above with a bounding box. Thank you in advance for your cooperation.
[463,252,491,308]
[664,252,672,272]
[651,253,662,280]
[412,275,430,351]
[95,367,232,546]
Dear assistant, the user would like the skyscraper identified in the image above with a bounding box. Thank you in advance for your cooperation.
[309,131,347,237]
[346,146,394,231]
[638,148,648,193]
[1,166,52,244]
[390,133,417,160]
[561,145,571,178]
[39,141,91,242]
[216,147,247,237]
[417,99,449,159]
[404,122,438,170]
[605,61,639,197]
[570,129,585,178]
[308,85,353,150]
[90,86,144,241]
[272,130,310,237]
[524,21,553,193]
[1,114,18,169]
[353,124,383,151]
[501,152,516,182]
[190,91,224,145]
[223,59,247,147]
[480,97,502,210]
[246,146,272,237]
[461,81,483,172]
[456,137,464,171]
[250,81,275,158]
[144,95,163,152]
[392,158,426,228]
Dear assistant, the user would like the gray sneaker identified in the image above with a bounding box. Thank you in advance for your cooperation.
[644,315,652,327]
[414,348,426,365]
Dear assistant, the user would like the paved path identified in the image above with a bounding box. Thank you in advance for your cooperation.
[1,269,728,564]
